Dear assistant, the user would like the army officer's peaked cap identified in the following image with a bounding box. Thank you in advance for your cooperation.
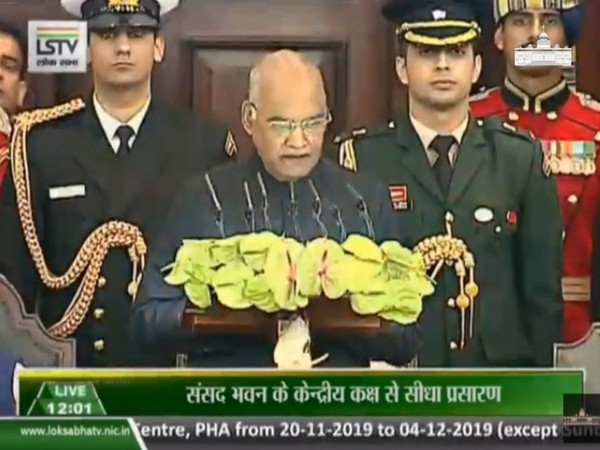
[61,0,179,30]
[381,0,486,46]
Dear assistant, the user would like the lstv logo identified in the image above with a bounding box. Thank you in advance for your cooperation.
[28,20,87,73]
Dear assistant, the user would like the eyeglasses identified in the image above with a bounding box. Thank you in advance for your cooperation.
[249,102,332,138]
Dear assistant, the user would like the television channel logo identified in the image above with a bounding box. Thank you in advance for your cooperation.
[28,21,87,73]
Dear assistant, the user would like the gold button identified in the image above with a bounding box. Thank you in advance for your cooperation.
[97,276,106,288]
[546,111,558,120]
[94,308,105,320]
[94,339,104,352]
[476,119,483,126]
[449,341,458,350]
[508,111,519,121]
[495,226,501,233]
[447,298,456,308]
[568,194,578,205]
[445,211,454,222]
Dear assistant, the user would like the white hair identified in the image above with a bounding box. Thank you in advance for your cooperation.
[248,65,261,106]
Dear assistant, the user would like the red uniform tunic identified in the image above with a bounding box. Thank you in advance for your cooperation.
[470,78,600,343]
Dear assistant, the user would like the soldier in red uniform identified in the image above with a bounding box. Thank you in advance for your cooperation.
[470,0,600,343]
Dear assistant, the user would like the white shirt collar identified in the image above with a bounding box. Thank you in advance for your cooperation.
[410,113,469,150]
[93,93,151,153]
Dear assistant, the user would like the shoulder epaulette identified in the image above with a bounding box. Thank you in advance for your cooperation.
[0,106,10,135]
[573,91,600,113]
[13,98,85,134]
[224,130,237,157]
[480,117,533,142]
[469,86,499,102]
[334,122,396,172]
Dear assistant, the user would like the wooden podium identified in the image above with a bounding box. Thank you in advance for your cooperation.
[182,296,382,339]
[177,296,383,366]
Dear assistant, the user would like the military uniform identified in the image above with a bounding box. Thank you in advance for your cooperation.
[470,0,598,343]
[130,153,418,368]
[0,0,237,367]
[330,0,563,367]
[335,116,563,367]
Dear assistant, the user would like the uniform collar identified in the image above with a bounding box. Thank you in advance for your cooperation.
[409,113,469,149]
[92,93,151,143]
[501,77,570,113]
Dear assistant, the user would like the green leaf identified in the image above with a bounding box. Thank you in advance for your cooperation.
[212,261,254,287]
[184,282,211,309]
[342,234,384,263]
[349,292,389,315]
[214,284,252,309]
[164,260,190,286]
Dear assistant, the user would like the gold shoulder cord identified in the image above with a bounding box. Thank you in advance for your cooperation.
[414,212,479,350]
[10,99,147,338]
[0,145,7,166]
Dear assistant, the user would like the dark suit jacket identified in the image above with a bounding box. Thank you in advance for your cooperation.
[0,98,235,367]
[130,154,418,368]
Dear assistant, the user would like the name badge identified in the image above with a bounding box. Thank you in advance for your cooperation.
[48,184,86,200]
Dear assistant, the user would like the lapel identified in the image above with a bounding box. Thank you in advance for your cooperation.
[394,116,445,204]
[108,100,172,217]
[446,119,488,206]
[71,102,117,197]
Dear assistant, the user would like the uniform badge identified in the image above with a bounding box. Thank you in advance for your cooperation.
[473,207,493,223]
[506,210,518,226]
[224,131,238,157]
[539,140,596,176]
[388,185,409,210]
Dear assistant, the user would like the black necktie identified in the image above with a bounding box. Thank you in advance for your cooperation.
[115,125,134,157]
[430,135,456,194]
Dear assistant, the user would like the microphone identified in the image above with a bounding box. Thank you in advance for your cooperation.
[243,181,255,232]
[330,202,346,242]
[204,173,225,237]
[345,182,375,239]
[308,179,328,237]
[256,172,272,229]
[288,182,302,239]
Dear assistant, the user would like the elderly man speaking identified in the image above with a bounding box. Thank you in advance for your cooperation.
[129,50,419,368]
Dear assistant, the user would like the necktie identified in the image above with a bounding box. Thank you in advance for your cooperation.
[115,125,134,157]
[430,135,456,195]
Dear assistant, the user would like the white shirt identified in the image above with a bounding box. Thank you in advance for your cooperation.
[410,114,469,167]
[93,94,151,154]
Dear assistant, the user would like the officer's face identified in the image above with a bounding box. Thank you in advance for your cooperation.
[0,33,26,115]
[396,43,482,110]
[88,27,165,87]
[242,75,329,182]
[495,9,567,75]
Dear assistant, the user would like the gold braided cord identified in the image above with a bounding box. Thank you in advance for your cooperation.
[0,145,8,166]
[413,215,479,350]
[403,29,479,46]
[9,99,147,338]
[400,20,480,32]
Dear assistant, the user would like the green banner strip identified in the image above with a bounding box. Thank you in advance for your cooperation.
[18,369,583,417]
[0,418,143,450]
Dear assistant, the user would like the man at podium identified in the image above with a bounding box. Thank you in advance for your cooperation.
[129,50,419,368]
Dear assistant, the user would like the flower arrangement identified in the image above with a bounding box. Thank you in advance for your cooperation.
[162,232,433,324]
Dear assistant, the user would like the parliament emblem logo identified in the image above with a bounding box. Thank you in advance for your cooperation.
[515,26,572,67]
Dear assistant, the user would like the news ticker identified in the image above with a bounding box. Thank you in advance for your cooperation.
[133,417,600,443]
[5,417,598,445]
